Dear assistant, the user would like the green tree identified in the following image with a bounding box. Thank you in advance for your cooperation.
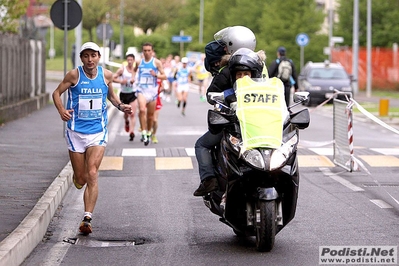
[163,0,205,54]
[259,0,326,69]
[223,0,265,35]
[336,0,399,47]
[82,0,118,41]
[0,0,29,33]
[123,0,182,34]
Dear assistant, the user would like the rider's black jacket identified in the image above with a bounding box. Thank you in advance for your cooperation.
[206,55,237,105]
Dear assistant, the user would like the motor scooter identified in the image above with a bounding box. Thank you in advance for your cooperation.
[203,77,310,252]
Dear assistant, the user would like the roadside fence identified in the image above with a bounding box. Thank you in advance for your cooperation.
[0,33,46,122]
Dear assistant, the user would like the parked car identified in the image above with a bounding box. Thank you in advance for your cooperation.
[297,61,353,105]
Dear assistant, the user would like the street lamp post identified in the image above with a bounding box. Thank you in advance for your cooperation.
[328,0,333,61]
[352,0,359,96]
[120,0,124,58]
[199,0,204,44]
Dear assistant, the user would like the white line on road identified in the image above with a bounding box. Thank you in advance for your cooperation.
[319,167,365,192]
[370,199,393,209]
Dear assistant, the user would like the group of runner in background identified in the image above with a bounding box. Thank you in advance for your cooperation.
[113,45,211,145]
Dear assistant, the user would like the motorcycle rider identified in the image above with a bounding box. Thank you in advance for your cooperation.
[194,26,262,197]
[229,48,264,83]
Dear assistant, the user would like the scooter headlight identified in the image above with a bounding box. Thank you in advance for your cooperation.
[243,149,265,170]
[269,134,298,171]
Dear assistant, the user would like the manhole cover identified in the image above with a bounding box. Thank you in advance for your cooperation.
[63,237,145,247]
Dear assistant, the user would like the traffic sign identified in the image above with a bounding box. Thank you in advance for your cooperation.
[172,36,192,43]
[96,23,113,40]
[50,0,82,30]
[332,36,344,43]
[296,33,309,47]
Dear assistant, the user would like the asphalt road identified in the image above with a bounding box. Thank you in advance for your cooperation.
[20,86,399,266]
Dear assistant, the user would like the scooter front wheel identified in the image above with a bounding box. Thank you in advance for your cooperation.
[255,200,276,252]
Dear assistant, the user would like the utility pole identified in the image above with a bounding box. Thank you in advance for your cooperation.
[199,0,204,44]
[120,0,124,58]
[352,0,359,96]
[74,0,82,69]
[366,0,372,97]
[328,0,333,61]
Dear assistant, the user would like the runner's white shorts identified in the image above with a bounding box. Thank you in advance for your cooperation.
[65,128,108,153]
[176,83,189,93]
[137,86,158,103]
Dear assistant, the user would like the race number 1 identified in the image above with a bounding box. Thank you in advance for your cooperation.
[78,94,102,119]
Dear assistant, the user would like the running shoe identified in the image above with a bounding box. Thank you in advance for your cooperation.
[142,133,149,146]
[125,120,129,132]
[73,177,83,189]
[129,132,135,141]
[151,135,158,144]
[79,216,92,235]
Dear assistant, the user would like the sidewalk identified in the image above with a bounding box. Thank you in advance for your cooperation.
[0,73,398,265]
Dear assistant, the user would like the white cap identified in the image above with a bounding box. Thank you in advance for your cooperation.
[181,57,189,63]
[80,42,101,55]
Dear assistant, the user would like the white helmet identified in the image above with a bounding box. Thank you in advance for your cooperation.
[214,26,256,55]
[181,57,189,63]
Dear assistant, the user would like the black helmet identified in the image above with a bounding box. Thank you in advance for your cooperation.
[229,48,263,81]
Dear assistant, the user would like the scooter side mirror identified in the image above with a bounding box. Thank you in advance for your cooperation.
[293,91,309,103]
[290,109,310,129]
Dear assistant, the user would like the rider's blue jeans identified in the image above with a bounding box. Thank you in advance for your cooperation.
[194,130,223,182]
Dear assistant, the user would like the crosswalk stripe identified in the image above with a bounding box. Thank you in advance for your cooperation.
[122,148,156,156]
[99,157,123,170]
[185,148,195,156]
[100,148,399,171]
[155,157,193,170]
[371,148,399,155]
[308,148,334,156]
[298,155,335,167]
[358,155,399,167]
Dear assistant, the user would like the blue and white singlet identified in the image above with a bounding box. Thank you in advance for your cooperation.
[66,66,108,134]
[176,67,190,86]
[137,57,158,89]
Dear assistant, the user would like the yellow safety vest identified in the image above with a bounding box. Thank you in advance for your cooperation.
[235,76,287,151]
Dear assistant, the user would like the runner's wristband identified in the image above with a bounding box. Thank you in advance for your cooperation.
[117,103,122,111]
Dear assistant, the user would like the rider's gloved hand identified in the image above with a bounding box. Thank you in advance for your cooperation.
[230,102,237,111]
[223,88,237,104]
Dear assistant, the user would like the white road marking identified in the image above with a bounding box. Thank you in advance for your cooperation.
[122,148,157,156]
[185,148,195,156]
[370,199,393,209]
[371,148,399,156]
[309,148,334,156]
[320,168,365,192]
